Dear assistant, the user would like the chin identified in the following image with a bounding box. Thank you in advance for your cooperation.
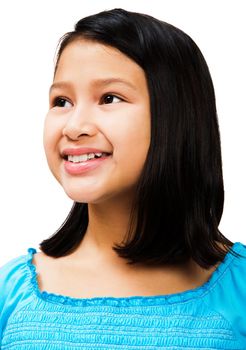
[63,187,108,204]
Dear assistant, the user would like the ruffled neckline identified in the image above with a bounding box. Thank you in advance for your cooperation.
[26,242,244,307]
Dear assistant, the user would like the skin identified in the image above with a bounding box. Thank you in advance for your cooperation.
[39,39,221,298]
[44,39,151,265]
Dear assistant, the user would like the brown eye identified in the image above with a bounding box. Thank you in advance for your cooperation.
[102,94,122,104]
[53,97,72,108]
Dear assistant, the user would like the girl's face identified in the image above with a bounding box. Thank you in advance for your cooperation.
[43,39,150,204]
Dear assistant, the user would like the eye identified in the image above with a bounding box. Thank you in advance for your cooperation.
[101,94,123,104]
[52,97,72,108]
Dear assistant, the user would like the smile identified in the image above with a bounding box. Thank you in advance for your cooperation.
[63,153,112,175]
[67,152,110,163]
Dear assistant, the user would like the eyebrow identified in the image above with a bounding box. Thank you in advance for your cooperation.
[49,78,137,94]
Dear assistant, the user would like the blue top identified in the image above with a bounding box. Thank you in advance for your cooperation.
[0,242,246,349]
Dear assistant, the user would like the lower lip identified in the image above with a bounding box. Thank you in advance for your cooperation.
[63,156,111,175]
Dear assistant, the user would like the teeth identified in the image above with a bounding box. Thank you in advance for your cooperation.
[67,152,105,163]
[88,153,95,159]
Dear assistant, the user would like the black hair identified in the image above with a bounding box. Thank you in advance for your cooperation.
[40,8,240,268]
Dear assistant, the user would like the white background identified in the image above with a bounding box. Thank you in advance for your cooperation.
[0,0,245,265]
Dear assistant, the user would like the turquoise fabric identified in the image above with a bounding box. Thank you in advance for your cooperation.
[0,241,246,349]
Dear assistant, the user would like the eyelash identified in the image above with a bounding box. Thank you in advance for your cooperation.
[51,94,124,108]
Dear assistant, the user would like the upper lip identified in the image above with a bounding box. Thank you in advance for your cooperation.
[61,147,112,158]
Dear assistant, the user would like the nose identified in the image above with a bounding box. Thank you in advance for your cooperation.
[62,106,98,141]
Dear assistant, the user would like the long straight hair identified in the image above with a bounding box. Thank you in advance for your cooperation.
[40,8,239,268]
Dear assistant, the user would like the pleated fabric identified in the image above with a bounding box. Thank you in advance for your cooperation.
[1,242,246,349]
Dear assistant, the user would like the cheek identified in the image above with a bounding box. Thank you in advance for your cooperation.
[110,113,150,172]
[112,110,150,153]
[43,119,53,157]
[43,115,61,152]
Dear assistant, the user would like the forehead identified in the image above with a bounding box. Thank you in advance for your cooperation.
[54,39,146,86]
[59,39,129,61]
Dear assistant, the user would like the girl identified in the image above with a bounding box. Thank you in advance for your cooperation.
[1,8,246,349]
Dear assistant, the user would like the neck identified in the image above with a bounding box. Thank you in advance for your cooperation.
[71,197,136,266]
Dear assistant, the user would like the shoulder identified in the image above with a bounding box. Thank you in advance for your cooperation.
[203,242,246,346]
[0,248,38,340]
[0,252,28,291]
[0,248,35,319]
[206,241,246,300]
[220,241,246,293]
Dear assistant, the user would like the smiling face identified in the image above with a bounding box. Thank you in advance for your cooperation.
[43,39,151,205]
